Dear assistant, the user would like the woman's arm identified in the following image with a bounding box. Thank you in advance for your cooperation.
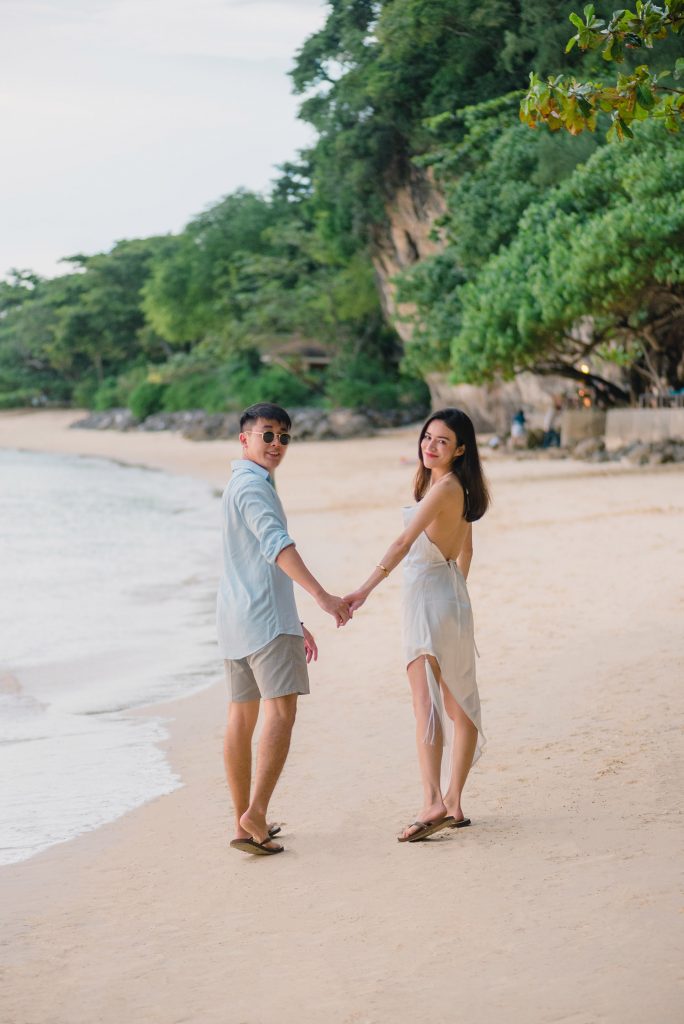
[344,483,456,611]
[456,522,473,580]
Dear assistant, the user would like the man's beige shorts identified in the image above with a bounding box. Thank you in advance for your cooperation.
[224,633,310,702]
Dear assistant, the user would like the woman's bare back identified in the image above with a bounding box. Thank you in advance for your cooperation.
[423,477,470,562]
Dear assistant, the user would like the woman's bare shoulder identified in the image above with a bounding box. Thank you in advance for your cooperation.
[434,474,464,498]
[435,475,465,516]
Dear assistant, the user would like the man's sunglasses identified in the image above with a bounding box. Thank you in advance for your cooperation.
[245,429,292,446]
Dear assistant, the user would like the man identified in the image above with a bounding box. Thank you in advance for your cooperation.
[217,402,350,856]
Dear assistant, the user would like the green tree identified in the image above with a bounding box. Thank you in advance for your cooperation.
[142,190,274,346]
[447,125,684,395]
[0,272,68,405]
[521,2,684,139]
[0,238,167,406]
[59,239,167,382]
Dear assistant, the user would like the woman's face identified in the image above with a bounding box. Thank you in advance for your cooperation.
[420,419,463,471]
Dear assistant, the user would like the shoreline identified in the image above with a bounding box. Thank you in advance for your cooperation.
[0,443,222,867]
[1,409,683,1024]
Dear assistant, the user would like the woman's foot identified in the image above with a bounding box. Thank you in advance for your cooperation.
[239,810,282,851]
[232,821,280,841]
[398,801,448,841]
[445,804,471,827]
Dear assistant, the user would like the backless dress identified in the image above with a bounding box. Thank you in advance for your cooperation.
[402,504,486,763]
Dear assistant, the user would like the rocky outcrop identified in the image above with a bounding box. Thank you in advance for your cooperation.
[371,166,446,342]
[71,409,240,439]
[70,405,426,442]
[371,170,590,425]
[569,438,684,464]
[71,409,139,431]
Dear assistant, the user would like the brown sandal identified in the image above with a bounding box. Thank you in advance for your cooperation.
[230,837,284,856]
[397,816,456,843]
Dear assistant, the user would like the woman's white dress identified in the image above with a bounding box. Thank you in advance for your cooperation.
[402,505,486,764]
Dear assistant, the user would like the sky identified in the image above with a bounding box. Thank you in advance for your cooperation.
[0,0,328,278]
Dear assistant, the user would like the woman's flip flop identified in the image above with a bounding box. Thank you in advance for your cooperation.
[229,837,284,856]
[397,816,456,843]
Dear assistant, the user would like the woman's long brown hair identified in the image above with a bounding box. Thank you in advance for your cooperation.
[413,408,491,521]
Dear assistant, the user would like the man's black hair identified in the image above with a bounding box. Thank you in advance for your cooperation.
[240,403,291,431]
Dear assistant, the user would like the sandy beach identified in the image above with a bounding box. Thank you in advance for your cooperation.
[1,409,682,1024]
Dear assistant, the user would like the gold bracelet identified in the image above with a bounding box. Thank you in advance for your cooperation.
[376,563,390,577]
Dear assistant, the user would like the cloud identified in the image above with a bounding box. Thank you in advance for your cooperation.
[2,0,327,62]
[0,0,327,276]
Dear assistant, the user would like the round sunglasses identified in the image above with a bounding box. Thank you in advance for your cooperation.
[245,429,292,446]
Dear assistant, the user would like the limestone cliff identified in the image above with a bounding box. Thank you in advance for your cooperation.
[371,166,446,343]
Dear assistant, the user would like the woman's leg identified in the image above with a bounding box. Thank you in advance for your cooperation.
[400,656,447,839]
[441,682,478,822]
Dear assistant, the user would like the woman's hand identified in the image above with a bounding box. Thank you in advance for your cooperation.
[302,625,318,663]
[343,587,369,613]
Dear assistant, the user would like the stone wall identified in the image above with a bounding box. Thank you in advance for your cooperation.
[604,408,684,450]
[560,410,607,446]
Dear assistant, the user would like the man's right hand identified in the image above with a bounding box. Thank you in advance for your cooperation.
[317,592,351,627]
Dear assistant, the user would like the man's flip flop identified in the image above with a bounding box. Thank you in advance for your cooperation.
[268,824,282,837]
[397,816,457,843]
[449,818,471,829]
[229,837,284,856]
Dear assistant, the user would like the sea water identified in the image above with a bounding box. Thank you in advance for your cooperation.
[0,449,222,865]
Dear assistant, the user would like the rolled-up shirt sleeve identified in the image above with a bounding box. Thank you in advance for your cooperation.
[235,483,295,564]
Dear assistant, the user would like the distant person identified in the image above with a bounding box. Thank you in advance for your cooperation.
[510,408,527,448]
[344,409,489,842]
[217,402,350,856]
[542,397,563,448]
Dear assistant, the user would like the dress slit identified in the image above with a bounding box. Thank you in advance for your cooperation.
[402,504,486,772]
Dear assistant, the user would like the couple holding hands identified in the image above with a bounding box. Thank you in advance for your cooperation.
[216,402,489,856]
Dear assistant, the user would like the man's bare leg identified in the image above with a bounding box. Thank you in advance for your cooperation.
[240,693,297,845]
[442,685,478,822]
[224,699,260,840]
[399,656,447,840]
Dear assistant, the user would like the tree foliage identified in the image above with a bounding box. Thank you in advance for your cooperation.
[292,1,590,238]
[521,2,684,139]
[397,95,601,376]
[0,239,169,407]
[448,125,684,392]
[3,1,680,413]
[0,171,420,412]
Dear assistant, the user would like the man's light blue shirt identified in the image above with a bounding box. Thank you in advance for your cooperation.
[216,459,303,659]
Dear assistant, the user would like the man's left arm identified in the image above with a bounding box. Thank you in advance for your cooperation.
[275,544,350,627]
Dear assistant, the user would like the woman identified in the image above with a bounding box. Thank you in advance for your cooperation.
[345,408,489,842]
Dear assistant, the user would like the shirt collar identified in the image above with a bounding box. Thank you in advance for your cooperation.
[231,459,273,486]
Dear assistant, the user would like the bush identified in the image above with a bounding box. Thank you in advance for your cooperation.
[162,368,237,413]
[72,376,100,409]
[159,356,319,412]
[92,377,122,410]
[128,380,167,420]
[233,365,319,409]
[0,389,43,409]
[115,364,148,406]
[325,353,429,411]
